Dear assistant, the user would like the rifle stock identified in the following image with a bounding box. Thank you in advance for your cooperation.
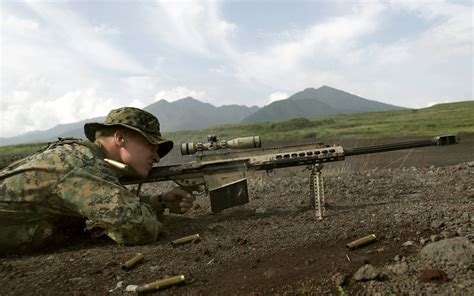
[121,134,459,214]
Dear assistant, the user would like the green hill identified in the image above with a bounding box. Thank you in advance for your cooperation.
[241,86,404,123]
[165,101,474,143]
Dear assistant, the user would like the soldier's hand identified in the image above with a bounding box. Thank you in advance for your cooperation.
[161,188,195,214]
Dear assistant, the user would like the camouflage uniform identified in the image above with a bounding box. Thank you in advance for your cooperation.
[0,107,173,251]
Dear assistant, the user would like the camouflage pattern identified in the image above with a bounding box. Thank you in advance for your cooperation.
[0,139,163,251]
[84,107,173,158]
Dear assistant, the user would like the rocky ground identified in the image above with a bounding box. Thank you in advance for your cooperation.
[0,135,473,295]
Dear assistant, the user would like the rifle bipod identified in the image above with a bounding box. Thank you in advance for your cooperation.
[309,163,325,220]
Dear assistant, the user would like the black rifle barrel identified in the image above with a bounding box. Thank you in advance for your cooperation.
[344,134,459,157]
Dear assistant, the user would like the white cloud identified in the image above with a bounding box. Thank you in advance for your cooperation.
[267,92,289,105]
[1,1,471,138]
[154,87,208,102]
[1,3,150,137]
[233,3,384,90]
[93,23,121,35]
[147,0,237,57]
[20,2,146,74]
[120,76,161,107]
[3,14,39,32]
[210,65,227,74]
[231,1,472,107]
[1,88,117,137]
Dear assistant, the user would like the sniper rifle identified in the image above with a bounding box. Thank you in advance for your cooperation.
[120,134,459,219]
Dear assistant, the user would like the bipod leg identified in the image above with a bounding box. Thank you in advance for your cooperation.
[309,163,325,220]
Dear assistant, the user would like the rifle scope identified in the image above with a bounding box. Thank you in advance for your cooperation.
[181,135,261,155]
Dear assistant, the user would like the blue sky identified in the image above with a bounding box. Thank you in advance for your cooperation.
[1,0,472,137]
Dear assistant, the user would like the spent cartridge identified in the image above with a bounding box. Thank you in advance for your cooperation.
[136,275,186,293]
[346,234,377,250]
[171,234,200,246]
[121,253,144,270]
[104,158,130,172]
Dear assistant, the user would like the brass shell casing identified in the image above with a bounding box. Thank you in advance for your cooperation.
[104,158,130,172]
[136,275,186,293]
[121,253,144,270]
[171,234,200,246]
[346,234,377,250]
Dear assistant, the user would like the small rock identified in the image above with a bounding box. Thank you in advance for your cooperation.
[431,220,445,229]
[264,268,276,279]
[466,161,474,167]
[419,268,449,283]
[402,240,415,247]
[420,237,474,269]
[150,266,162,272]
[465,233,474,242]
[406,193,424,199]
[430,235,440,242]
[387,262,408,275]
[393,255,401,262]
[125,285,138,292]
[456,226,469,237]
[441,231,456,239]
[108,281,123,293]
[331,272,346,286]
[207,224,224,233]
[255,208,266,214]
[353,264,379,281]
[193,203,201,210]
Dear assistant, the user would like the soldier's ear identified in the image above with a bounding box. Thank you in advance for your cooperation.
[114,130,127,147]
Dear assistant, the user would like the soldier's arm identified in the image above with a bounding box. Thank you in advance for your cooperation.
[55,164,163,245]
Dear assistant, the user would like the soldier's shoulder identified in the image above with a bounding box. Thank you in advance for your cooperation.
[43,138,103,166]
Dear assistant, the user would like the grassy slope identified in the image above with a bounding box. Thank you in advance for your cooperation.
[0,143,46,156]
[1,101,472,156]
[165,101,473,143]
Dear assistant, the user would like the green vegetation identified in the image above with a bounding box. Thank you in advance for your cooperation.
[164,101,474,143]
[1,101,472,156]
[0,142,46,156]
[0,142,46,168]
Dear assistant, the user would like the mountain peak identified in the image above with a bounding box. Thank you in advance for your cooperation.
[317,85,336,91]
[299,85,341,95]
[179,96,197,101]
[242,86,404,123]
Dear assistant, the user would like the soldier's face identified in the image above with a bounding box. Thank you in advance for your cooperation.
[120,131,160,178]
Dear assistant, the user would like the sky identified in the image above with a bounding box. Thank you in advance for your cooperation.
[1,0,472,138]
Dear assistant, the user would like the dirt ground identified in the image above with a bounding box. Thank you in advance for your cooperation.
[0,134,473,295]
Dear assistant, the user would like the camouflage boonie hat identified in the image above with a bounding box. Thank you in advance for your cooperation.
[84,107,173,158]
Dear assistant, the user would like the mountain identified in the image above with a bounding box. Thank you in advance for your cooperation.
[0,98,259,146]
[241,86,404,123]
[0,86,404,146]
[0,117,104,146]
[144,97,259,131]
